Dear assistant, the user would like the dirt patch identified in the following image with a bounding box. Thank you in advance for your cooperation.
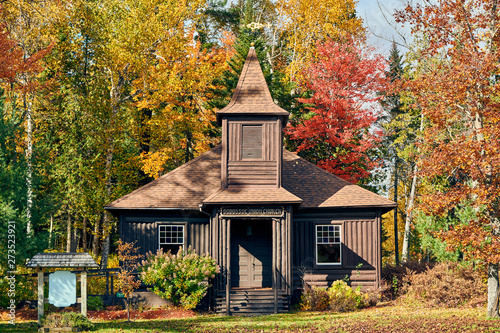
[0,307,196,322]
[88,308,196,321]
[0,309,38,321]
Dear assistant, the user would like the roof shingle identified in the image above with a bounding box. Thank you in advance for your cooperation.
[106,146,222,210]
[217,47,288,119]
[106,146,395,211]
[203,187,302,205]
[26,253,99,268]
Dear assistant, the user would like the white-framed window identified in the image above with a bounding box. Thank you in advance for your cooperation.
[158,225,184,254]
[316,225,341,265]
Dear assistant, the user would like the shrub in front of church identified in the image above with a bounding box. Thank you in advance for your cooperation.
[42,312,94,331]
[301,281,369,312]
[138,246,219,310]
[327,280,369,312]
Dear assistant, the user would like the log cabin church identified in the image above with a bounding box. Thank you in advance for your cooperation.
[106,47,396,315]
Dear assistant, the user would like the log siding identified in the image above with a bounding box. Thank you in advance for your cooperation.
[292,211,381,291]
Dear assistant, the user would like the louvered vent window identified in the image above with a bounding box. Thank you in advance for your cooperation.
[241,125,262,160]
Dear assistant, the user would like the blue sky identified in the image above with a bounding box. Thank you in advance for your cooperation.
[357,0,412,54]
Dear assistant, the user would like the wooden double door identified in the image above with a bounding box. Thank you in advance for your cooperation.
[230,219,272,288]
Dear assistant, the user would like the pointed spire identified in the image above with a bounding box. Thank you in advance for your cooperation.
[217,47,288,122]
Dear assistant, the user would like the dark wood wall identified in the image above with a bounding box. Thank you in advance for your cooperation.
[292,209,382,291]
[120,212,210,257]
[221,117,282,188]
[119,207,383,294]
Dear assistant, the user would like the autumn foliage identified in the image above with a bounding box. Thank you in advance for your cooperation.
[286,37,387,183]
[396,0,500,264]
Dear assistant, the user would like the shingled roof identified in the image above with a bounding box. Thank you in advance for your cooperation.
[282,150,395,209]
[203,187,302,205]
[217,47,288,122]
[107,146,222,210]
[26,253,99,268]
[106,146,395,211]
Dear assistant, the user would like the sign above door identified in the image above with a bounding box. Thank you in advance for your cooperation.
[220,206,284,218]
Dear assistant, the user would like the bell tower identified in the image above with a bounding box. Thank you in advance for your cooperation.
[217,47,289,189]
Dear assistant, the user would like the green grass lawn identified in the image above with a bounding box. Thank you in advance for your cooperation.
[1,304,499,333]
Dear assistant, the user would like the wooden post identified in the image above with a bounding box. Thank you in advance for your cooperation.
[37,268,44,325]
[273,219,277,314]
[81,270,87,317]
[226,219,231,315]
[105,270,109,295]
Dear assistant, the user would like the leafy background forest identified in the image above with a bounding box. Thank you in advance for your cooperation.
[1,0,500,316]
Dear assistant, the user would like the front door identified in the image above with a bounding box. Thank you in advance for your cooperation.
[230,220,272,288]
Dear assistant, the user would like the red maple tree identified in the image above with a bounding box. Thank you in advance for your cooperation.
[0,22,23,81]
[286,37,387,183]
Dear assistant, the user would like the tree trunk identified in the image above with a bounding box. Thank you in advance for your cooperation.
[92,215,101,255]
[71,222,78,253]
[101,212,111,269]
[82,217,88,251]
[49,214,53,248]
[66,213,72,252]
[25,96,33,236]
[488,263,500,318]
[401,163,418,262]
[184,128,193,163]
[101,140,114,268]
[126,298,130,322]
[101,103,116,269]
[393,157,399,265]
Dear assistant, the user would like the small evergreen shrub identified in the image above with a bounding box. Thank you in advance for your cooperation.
[42,312,94,331]
[138,246,219,310]
[301,281,372,312]
[87,296,104,311]
[401,262,486,307]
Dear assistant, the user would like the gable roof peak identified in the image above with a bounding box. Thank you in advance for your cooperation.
[217,47,288,122]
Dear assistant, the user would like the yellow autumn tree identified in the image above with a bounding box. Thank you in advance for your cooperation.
[137,31,236,178]
[276,0,365,82]
[68,0,207,268]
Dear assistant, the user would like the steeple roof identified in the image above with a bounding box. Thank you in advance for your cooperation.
[217,47,289,122]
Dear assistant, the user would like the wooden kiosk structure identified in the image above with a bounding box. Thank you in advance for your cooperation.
[26,253,99,325]
[106,47,396,315]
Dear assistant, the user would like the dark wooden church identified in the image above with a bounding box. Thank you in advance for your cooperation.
[106,47,396,315]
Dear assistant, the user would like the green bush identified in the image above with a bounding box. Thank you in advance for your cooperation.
[300,285,330,311]
[301,280,371,312]
[0,266,37,309]
[87,296,104,311]
[327,280,369,312]
[138,246,219,310]
[42,312,94,331]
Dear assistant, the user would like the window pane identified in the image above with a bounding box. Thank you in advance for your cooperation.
[160,244,181,254]
[317,244,341,264]
[159,225,184,245]
[316,225,340,244]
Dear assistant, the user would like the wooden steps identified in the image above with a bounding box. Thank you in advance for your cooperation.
[216,289,289,316]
